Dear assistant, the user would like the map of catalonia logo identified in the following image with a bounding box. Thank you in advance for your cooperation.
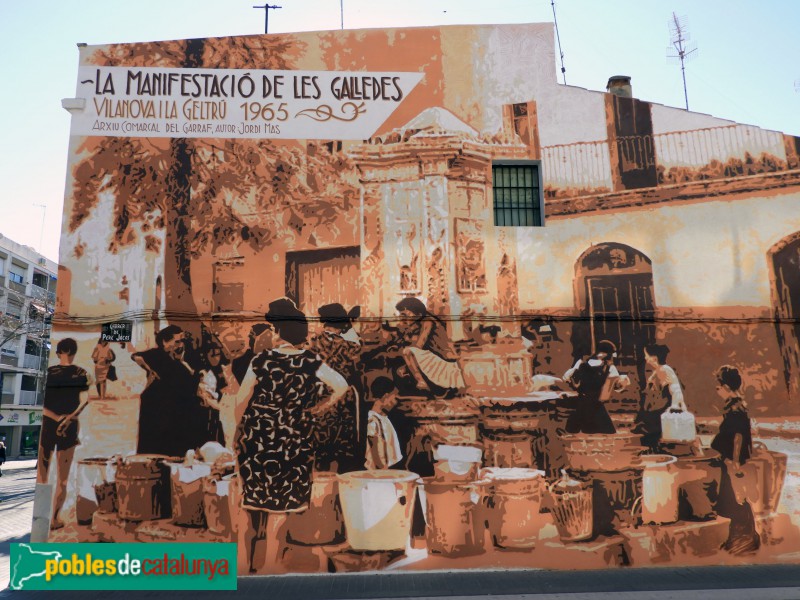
[10,543,237,590]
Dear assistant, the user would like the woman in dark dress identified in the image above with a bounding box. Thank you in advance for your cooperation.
[132,325,221,458]
[307,303,363,473]
[562,340,628,434]
[633,344,687,451]
[38,337,91,529]
[213,298,347,574]
[711,365,760,555]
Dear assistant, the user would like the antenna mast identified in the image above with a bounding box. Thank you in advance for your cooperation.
[33,204,46,253]
[667,12,697,110]
[253,3,282,34]
[551,0,566,84]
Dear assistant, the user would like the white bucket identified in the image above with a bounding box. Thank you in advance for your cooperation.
[641,454,679,524]
[661,409,696,442]
[337,470,418,551]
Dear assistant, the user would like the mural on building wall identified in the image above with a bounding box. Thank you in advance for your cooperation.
[36,24,800,575]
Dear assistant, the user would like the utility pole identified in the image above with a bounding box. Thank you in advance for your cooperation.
[253,3,282,34]
[340,0,344,29]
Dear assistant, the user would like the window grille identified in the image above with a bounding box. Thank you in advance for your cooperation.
[492,163,543,226]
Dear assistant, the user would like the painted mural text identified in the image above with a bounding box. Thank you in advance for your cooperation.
[72,66,423,139]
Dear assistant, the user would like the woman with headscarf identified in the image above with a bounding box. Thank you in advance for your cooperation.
[306,303,362,473]
[209,298,347,574]
[395,297,465,397]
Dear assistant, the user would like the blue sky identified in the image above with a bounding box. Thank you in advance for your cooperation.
[1,0,798,261]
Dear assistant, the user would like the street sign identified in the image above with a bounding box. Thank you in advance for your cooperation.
[101,321,133,343]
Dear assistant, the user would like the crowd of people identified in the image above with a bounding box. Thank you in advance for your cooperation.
[37,300,762,567]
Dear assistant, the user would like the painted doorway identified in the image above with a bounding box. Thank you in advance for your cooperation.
[575,243,656,388]
[769,232,800,404]
[212,258,245,313]
[285,246,360,316]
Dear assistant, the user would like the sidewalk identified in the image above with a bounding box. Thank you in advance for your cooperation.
[0,459,36,590]
[2,455,800,599]
[2,564,800,599]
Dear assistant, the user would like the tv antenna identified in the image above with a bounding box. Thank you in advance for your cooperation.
[551,0,566,84]
[253,3,282,34]
[33,203,46,253]
[667,12,697,110]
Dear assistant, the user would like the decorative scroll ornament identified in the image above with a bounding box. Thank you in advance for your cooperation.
[296,102,366,123]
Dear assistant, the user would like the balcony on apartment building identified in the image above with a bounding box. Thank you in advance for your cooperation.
[0,350,18,367]
[22,352,46,371]
[17,390,42,406]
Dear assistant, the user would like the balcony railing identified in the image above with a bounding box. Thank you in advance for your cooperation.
[541,124,790,197]
[0,354,18,367]
[8,281,26,294]
[22,354,42,370]
[542,140,614,195]
[654,124,786,173]
[18,390,39,405]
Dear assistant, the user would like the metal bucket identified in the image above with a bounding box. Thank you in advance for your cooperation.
[423,478,486,557]
[115,455,172,521]
[481,467,545,549]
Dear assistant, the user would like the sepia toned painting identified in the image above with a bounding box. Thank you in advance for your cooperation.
[36,23,800,575]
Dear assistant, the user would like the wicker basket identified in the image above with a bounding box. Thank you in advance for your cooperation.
[561,433,643,472]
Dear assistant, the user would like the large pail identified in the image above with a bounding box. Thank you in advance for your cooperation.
[581,467,643,535]
[640,455,679,524]
[673,450,721,520]
[423,478,486,557]
[76,458,116,524]
[116,455,172,521]
[561,433,643,472]
[337,470,418,551]
[286,471,346,546]
[203,475,233,537]
[481,467,545,549]
[750,442,788,515]
[169,461,211,527]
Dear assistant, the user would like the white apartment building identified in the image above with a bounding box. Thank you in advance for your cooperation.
[0,233,56,458]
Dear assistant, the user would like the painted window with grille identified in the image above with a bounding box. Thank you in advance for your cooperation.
[492,162,544,226]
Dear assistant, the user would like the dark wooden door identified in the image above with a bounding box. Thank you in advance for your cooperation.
[586,273,656,373]
[609,96,658,190]
[772,238,800,402]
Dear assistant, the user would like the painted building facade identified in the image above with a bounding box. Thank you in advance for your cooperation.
[37,23,800,573]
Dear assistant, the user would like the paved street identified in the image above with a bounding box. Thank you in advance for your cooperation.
[0,458,36,590]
